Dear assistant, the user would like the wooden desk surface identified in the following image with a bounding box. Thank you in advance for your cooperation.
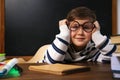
[1,61,115,80]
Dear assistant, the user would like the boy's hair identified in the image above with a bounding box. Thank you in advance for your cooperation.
[66,7,96,23]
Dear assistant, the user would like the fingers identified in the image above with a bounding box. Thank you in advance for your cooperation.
[93,21,100,31]
[59,19,68,26]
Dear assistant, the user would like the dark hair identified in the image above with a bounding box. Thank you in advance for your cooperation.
[66,7,96,23]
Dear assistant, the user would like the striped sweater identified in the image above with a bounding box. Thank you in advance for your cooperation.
[39,25,116,64]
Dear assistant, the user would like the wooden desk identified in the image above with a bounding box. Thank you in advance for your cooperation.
[1,62,115,80]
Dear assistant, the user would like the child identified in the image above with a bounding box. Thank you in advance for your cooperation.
[38,7,116,64]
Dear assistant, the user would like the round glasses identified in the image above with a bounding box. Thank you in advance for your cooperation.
[68,21,95,33]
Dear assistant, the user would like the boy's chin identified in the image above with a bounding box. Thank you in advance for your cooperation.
[74,43,87,47]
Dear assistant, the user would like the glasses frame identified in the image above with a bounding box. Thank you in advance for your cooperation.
[68,21,95,33]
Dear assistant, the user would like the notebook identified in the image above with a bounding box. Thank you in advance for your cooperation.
[29,63,90,75]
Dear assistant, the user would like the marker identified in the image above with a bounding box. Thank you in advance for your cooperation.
[0,58,18,75]
[0,69,7,76]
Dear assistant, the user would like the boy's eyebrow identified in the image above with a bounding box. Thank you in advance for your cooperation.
[73,20,91,25]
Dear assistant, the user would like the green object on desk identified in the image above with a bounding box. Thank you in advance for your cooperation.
[0,53,6,62]
[1,65,22,78]
[6,67,21,77]
[0,53,5,56]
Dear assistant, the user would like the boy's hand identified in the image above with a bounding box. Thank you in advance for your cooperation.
[92,21,100,33]
[58,19,70,41]
[59,19,68,27]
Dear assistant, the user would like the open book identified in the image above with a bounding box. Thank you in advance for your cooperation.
[111,35,120,53]
[29,63,90,75]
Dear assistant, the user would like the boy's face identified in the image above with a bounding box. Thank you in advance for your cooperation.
[69,19,94,48]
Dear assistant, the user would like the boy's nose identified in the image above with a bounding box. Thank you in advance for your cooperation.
[76,26,84,34]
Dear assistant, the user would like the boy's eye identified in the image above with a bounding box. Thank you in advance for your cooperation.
[83,25,91,29]
[83,23,94,29]
[70,24,79,30]
[70,26,79,31]
[68,21,95,32]
[71,23,79,28]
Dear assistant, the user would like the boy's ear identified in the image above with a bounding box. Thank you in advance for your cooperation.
[93,21,100,31]
[92,21,101,34]
[66,20,70,29]
[66,20,70,26]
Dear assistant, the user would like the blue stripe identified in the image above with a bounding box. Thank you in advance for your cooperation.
[67,49,74,59]
[47,50,56,64]
[87,49,99,58]
[99,38,109,49]
[112,70,120,73]
[52,43,66,55]
[57,37,69,46]
[92,51,101,61]
[105,45,117,56]
[47,50,62,64]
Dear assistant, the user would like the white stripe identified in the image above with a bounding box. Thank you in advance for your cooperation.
[53,38,68,52]
[47,45,65,61]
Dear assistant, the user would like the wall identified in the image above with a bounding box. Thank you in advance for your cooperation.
[5,0,112,56]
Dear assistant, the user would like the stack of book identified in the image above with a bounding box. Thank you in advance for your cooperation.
[111,35,120,53]
[111,56,120,79]
[0,58,22,78]
[0,53,6,62]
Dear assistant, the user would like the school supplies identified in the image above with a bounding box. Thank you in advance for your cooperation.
[0,53,6,62]
[29,63,90,75]
[3,65,23,78]
[0,58,18,75]
[0,58,22,78]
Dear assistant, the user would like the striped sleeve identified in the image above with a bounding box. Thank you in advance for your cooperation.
[42,25,70,64]
[92,31,117,62]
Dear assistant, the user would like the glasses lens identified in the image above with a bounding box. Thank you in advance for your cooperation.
[69,21,95,32]
[83,22,94,32]
[69,21,79,31]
